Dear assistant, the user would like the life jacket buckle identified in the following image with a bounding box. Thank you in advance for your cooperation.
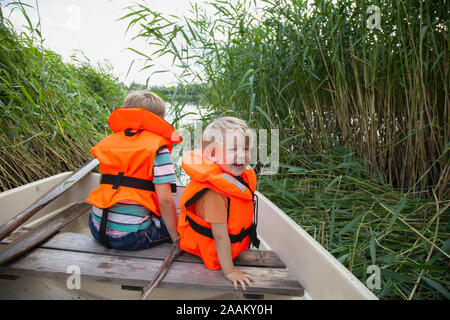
[112,172,124,189]
[124,128,143,137]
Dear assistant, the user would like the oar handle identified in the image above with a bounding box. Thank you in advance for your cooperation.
[0,159,99,241]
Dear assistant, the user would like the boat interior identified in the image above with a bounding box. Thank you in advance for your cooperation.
[0,172,306,300]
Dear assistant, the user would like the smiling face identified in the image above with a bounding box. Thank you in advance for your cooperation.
[213,134,251,176]
[201,117,252,177]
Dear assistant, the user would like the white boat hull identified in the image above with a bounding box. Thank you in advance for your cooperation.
[0,172,377,300]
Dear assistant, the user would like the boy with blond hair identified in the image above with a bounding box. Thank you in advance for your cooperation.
[178,116,260,290]
[86,91,181,250]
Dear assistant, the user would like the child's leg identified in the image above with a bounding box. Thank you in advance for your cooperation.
[89,211,140,250]
[124,215,171,251]
[89,211,170,250]
[145,215,171,246]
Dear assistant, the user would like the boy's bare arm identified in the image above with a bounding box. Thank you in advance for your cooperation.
[211,222,254,290]
[155,183,178,243]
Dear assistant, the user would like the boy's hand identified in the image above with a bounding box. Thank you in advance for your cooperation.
[224,268,255,291]
[211,222,255,290]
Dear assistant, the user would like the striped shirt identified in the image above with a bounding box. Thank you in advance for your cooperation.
[152,147,177,184]
[91,146,176,237]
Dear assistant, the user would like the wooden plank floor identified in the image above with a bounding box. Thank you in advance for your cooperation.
[40,232,287,268]
[0,231,304,297]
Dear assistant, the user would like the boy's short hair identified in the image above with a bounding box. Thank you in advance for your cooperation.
[123,90,166,118]
[202,116,252,151]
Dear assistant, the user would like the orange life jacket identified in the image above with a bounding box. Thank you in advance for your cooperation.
[86,108,182,215]
[177,150,260,270]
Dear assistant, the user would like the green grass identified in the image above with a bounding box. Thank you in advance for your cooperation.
[258,152,449,299]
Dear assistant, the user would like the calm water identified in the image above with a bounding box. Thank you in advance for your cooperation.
[165,103,205,126]
[166,103,205,185]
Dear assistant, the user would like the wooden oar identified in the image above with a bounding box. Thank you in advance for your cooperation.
[141,238,181,300]
[0,159,99,241]
[0,202,91,265]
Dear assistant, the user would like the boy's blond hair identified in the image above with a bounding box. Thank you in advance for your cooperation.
[201,116,252,151]
[123,90,166,118]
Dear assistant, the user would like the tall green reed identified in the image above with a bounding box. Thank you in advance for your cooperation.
[123,0,448,199]
[0,6,127,191]
[123,0,449,299]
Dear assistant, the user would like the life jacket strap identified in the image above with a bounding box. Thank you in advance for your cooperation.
[99,208,111,248]
[185,214,259,247]
[234,175,260,249]
[124,128,143,136]
[248,223,260,248]
[100,173,177,193]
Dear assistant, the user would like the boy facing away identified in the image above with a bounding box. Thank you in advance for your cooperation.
[177,117,260,290]
[86,91,181,250]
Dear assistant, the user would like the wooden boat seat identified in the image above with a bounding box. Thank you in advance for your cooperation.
[0,231,304,297]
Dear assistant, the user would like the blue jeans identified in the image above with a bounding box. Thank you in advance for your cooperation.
[89,212,171,250]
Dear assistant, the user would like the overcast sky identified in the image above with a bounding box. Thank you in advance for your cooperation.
[2,0,207,87]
